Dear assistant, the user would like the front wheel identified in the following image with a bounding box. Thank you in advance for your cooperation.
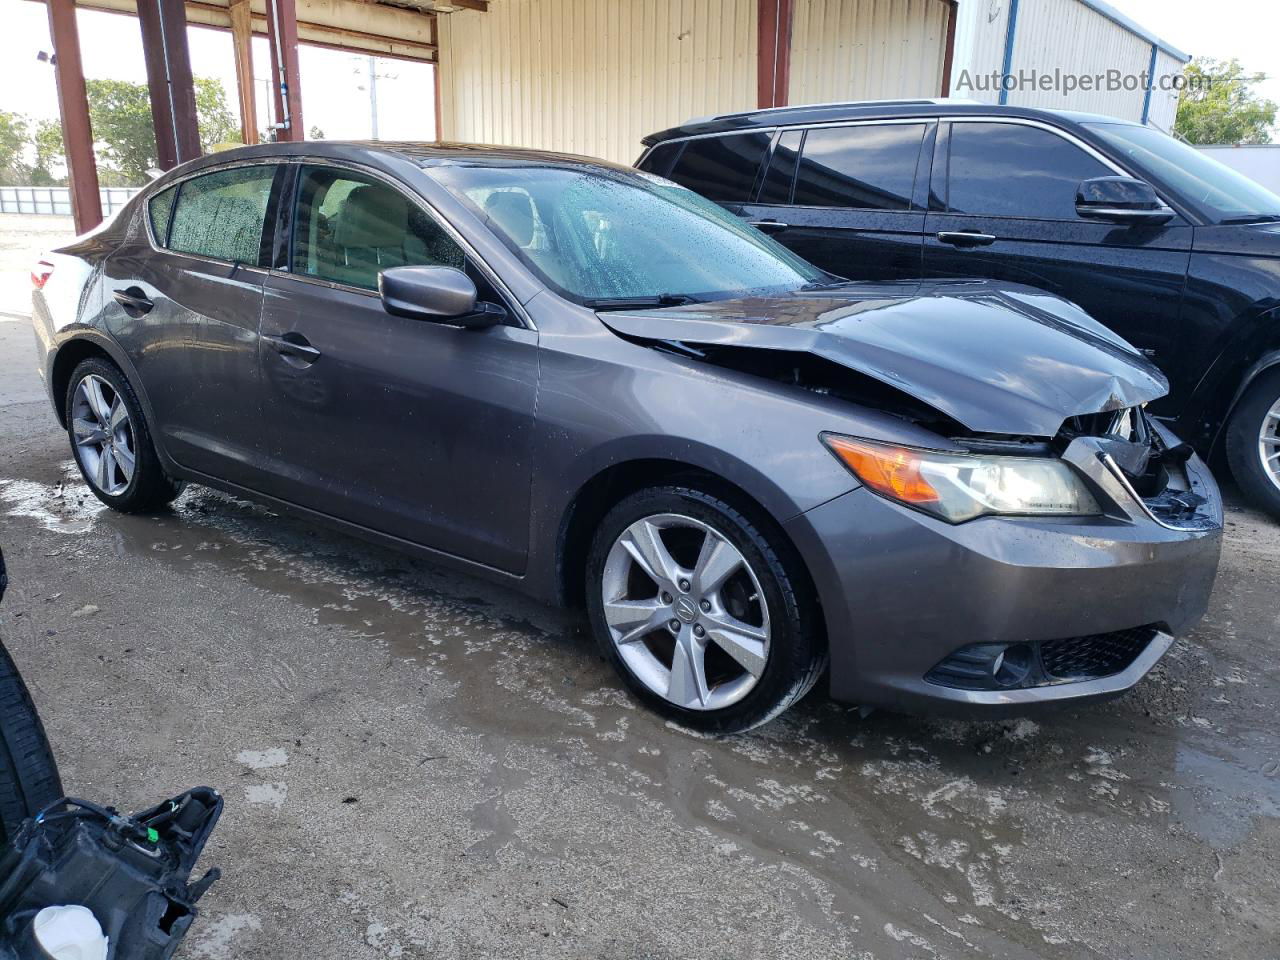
[1225,368,1280,521]
[585,486,826,734]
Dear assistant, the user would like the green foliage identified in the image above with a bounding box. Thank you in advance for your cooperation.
[0,110,30,182]
[31,120,67,186]
[195,76,241,151]
[1174,58,1276,145]
[85,77,158,185]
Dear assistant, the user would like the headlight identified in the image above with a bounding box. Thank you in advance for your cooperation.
[822,434,1101,523]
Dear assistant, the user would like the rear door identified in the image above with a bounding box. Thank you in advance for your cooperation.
[102,163,283,487]
[922,120,1193,399]
[254,163,538,572]
[738,121,932,281]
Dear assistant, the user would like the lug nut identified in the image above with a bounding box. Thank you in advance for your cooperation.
[693,624,705,638]
[668,619,681,633]
[662,592,673,604]
[700,599,711,612]
[678,579,690,592]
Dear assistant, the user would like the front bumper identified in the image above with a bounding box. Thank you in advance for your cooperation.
[785,429,1223,716]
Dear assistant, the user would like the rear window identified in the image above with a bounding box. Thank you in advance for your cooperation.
[166,165,278,265]
[665,132,772,203]
[791,123,925,210]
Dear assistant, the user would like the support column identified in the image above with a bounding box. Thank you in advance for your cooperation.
[940,0,958,97]
[757,0,794,110]
[229,0,258,144]
[264,0,304,141]
[137,0,201,169]
[45,0,102,233]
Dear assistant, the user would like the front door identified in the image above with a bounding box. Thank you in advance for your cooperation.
[922,121,1193,415]
[255,164,538,573]
[103,163,283,487]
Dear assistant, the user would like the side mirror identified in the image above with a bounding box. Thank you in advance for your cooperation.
[1075,176,1174,225]
[378,266,503,328]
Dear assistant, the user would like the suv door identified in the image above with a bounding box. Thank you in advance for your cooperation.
[737,121,932,281]
[254,164,538,573]
[102,163,283,488]
[922,120,1194,409]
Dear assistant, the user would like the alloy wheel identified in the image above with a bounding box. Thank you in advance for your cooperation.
[1262,397,1280,495]
[600,513,771,711]
[71,374,135,497]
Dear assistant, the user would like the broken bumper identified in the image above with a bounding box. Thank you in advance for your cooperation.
[784,438,1223,716]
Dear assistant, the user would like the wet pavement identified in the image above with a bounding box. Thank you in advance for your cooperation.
[0,218,1278,959]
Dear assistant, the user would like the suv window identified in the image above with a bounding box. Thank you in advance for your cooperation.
[291,167,465,290]
[758,130,803,205]
[167,165,277,264]
[791,123,924,210]
[148,186,177,246]
[665,132,772,203]
[944,122,1112,220]
[636,142,682,179]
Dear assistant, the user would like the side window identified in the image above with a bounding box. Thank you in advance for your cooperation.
[791,123,924,210]
[945,122,1112,220]
[148,186,177,246]
[665,132,772,203]
[291,167,465,291]
[758,130,803,205]
[636,142,682,179]
[167,166,277,264]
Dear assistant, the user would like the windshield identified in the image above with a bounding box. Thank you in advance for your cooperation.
[1085,122,1280,223]
[433,163,826,304]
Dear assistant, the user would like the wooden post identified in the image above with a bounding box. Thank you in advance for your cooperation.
[940,0,958,97]
[229,0,259,144]
[264,0,304,141]
[137,0,201,169]
[757,0,794,109]
[45,0,102,233]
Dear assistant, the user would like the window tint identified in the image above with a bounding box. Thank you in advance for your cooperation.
[945,122,1112,220]
[148,186,177,246]
[758,130,803,205]
[291,167,465,290]
[168,166,276,264]
[792,124,923,210]
[636,142,682,178]
[666,132,771,203]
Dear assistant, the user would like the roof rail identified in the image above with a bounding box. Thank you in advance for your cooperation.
[682,98,984,127]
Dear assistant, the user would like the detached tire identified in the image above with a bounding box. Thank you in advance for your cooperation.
[586,485,826,734]
[1225,367,1280,521]
[64,357,183,513]
[0,552,63,845]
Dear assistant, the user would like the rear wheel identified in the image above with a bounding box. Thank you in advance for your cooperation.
[586,486,825,734]
[1225,368,1280,520]
[64,358,183,512]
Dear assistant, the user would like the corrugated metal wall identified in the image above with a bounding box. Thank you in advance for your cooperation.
[788,0,951,104]
[949,0,1010,103]
[1147,49,1184,131]
[438,0,758,164]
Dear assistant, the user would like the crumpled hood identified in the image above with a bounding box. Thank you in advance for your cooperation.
[598,279,1169,437]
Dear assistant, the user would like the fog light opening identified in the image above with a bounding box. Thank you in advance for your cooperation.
[993,643,1034,688]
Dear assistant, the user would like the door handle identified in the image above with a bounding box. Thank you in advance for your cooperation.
[112,286,154,316]
[747,219,789,235]
[262,332,321,365]
[936,231,997,248]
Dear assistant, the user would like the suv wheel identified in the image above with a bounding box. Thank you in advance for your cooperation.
[65,358,184,513]
[1226,367,1280,520]
[585,486,826,734]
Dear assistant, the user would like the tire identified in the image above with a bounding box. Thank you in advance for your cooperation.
[64,357,184,513]
[1225,367,1280,521]
[585,485,826,734]
[0,550,63,844]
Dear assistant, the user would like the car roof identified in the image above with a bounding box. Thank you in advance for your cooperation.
[641,100,1140,145]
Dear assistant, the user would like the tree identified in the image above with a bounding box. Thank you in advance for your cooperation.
[1174,57,1276,145]
[0,110,30,182]
[30,119,66,186]
[195,76,241,151]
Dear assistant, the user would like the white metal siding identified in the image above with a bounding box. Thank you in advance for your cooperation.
[438,0,758,164]
[1146,49,1184,132]
[788,0,951,104]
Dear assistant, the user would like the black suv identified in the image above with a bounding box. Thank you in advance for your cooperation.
[638,101,1280,519]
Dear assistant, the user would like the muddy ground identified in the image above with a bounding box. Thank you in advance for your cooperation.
[0,214,1277,959]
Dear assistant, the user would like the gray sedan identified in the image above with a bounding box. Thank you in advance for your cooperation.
[30,142,1222,732]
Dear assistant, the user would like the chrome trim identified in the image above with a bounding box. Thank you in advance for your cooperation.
[1097,452,1216,533]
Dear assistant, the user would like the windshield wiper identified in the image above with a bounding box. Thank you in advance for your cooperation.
[584,293,699,311]
[1219,214,1280,224]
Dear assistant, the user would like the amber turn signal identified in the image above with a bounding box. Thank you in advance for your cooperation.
[823,435,941,504]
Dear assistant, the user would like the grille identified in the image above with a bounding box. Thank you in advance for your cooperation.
[1039,626,1157,681]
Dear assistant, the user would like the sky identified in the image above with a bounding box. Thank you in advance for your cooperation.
[0,0,1275,167]
[0,0,436,147]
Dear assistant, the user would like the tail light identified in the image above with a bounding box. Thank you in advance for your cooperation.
[32,259,55,290]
